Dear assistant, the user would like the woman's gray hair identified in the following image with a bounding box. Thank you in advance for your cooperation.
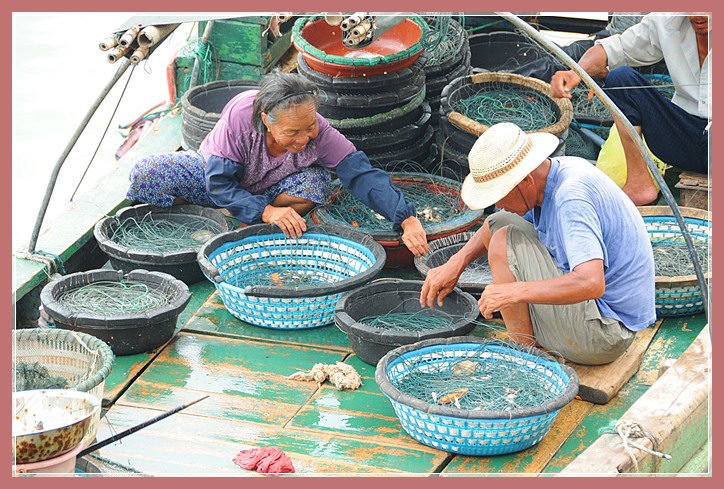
[252,69,320,133]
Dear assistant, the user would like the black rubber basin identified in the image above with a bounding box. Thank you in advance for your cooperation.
[335,279,478,365]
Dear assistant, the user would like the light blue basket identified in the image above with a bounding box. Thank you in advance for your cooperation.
[375,337,578,456]
[641,207,711,317]
[197,224,386,329]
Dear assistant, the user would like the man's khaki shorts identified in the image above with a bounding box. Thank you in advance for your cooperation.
[487,211,635,365]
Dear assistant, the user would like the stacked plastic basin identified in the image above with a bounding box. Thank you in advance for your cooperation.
[293,15,436,171]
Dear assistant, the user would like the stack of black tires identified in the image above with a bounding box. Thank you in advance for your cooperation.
[296,52,436,172]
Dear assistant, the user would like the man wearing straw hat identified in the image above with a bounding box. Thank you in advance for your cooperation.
[420,122,656,365]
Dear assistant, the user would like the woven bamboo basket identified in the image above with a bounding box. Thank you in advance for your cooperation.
[442,72,574,138]
[13,328,115,445]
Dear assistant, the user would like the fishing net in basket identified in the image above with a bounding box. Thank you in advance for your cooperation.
[444,72,573,138]
[314,172,482,236]
[56,279,173,315]
[109,212,225,253]
[639,206,711,317]
[564,124,601,161]
[414,231,492,292]
[375,336,578,456]
[13,328,115,444]
[388,339,568,411]
[198,224,387,329]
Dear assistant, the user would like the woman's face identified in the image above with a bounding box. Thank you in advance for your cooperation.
[262,102,319,154]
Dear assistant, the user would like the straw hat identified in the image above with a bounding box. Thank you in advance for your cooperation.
[460,122,560,210]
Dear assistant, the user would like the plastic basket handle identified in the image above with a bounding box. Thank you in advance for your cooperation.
[196,254,224,284]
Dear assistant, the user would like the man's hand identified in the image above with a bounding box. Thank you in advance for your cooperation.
[419,260,465,309]
[261,205,307,238]
[477,282,518,319]
[400,215,428,256]
[550,70,582,99]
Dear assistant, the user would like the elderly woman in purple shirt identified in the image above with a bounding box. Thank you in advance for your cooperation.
[126,70,428,256]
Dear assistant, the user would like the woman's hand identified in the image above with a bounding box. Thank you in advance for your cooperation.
[400,216,428,256]
[262,205,307,238]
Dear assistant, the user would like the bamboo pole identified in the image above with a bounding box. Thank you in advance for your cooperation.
[28,58,133,254]
[189,20,215,89]
[130,46,150,64]
[98,34,118,51]
[137,23,181,48]
[106,44,130,63]
[119,24,141,48]
[77,396,210,458]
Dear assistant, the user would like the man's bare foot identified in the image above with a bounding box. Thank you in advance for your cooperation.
[622,183,659,206]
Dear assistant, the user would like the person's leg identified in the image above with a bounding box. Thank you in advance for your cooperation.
[126,150,213,207]
[485,212,541,345]
[604,67,709,204]
[485,212,635,365]
[270,194,316,216]
[486,226,536,345]
[611,116,658,205]
[263,166,333,216]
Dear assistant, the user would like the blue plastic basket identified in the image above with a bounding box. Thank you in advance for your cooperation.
[640,206,711,317]
[375,337,578,456]
[197,224,386,329]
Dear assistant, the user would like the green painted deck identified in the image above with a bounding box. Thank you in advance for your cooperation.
[89,271,708,476]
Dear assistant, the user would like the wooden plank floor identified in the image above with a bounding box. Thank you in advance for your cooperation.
[95,275,708,475]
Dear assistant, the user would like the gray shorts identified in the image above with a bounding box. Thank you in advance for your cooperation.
[487,211,635,365]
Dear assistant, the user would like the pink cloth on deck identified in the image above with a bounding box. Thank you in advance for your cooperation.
[233,447,295,473]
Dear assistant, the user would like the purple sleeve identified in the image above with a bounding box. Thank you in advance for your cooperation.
[199,90,257,162]
[313,115,357,168]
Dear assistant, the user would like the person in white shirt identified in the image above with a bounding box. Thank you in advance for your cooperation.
[550,13,711,205]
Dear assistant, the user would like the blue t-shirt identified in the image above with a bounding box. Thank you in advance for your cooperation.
[523,157,656,331]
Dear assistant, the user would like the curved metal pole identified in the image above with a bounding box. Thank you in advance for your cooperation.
[28,57,133,254]
[496,12,709,323]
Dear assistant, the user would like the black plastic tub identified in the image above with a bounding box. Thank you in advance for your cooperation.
[468,31,548,73]
[364,125,435,166]
[94,204,232,284]
[326,91,427,134]
[40,269,191,355]
[335,279,478,365]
